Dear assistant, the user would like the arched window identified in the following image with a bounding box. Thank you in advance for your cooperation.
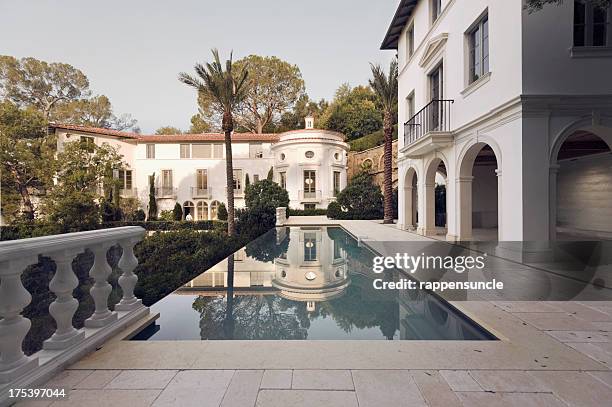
[196,201,208,221]
[210,200,220,220]
[183,201,195,220]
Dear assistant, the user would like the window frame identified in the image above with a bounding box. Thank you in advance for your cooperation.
[180,144,191,159]
[574,0,611,47]
[406,24,415,59]
[467,13,489,85]
[431,0,442,24]
[146,144,156,159]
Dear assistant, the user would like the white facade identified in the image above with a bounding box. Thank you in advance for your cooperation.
[383,0,612,242]
[52,122,349,219]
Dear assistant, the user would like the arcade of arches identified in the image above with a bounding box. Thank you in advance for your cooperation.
[400,128,612,242]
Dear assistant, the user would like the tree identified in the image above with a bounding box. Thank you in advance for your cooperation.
[232,55,305,133]
[245,179,289,212]
[525,0,610,12]
[189,113,213,133]
[43,140,125,231]
[369,59,398,224]
[217,202,228,221]
[53,95,139,131]
[0,56,90,119]
[0,101,53,220]
[277,94,329,132]
[329,171,383,220]
[173,202,183,221]
[156,126,183,135]
[319,84,382,140]
[147,173,157,221]
[267,167,274,181]
[245,173,251,189]
[179,49,250,236]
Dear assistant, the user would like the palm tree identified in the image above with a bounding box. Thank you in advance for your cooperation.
[369,59,398,224]
[179,49,249,236]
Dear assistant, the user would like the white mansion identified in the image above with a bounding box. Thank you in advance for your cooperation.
[50,117,349,220]
[383,0,612,242]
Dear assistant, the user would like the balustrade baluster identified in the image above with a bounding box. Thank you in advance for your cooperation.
[85,244,118,328]
[43,249,85,350]
[115,237,143,311]
[0,257,39,383]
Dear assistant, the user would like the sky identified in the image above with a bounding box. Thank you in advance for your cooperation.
[0,0,399,133]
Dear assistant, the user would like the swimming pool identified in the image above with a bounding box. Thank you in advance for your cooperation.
[133,226,495,341]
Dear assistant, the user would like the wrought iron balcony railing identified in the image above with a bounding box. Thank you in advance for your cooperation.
[191,186,212,198]
[155,187,177,198]
[299,190,322,201]
[404,99,454,146]
[120,188,138,198]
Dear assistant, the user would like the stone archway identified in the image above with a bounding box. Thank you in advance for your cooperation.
[423,157,448,236]
[403,167,419,230]
[457,142,500,241]
[550,129,612,240]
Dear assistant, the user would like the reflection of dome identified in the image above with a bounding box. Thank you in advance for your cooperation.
[272,227,350,303]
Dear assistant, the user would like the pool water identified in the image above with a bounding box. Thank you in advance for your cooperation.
[133,226,494,341]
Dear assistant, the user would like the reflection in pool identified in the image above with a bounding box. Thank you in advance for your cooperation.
[133,227,494,341]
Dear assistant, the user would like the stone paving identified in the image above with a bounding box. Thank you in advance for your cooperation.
[13,220,612,407]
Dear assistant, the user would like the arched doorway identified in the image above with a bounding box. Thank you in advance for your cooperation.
[403,167,418,230]
[458,143,500,241]
[424,158,448,236]
[210,200,220,220]
[196,201,209,221]
[552,130,612,240]
[183,201,195,220]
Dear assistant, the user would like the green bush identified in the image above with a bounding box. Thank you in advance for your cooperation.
[328,171,383,220]
[235,206,276,241]
[348,125,398,152]
[217,202,228,221]
[133,209,146,221]
[134,229,245,306]
[245,179,289,211]
[172,202,183,221]
[158,210,174,222]
[288,208,328,216]
[326,201,343,219]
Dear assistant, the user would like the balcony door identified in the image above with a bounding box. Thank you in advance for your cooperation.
[196,169,208,193]
[429,64,443,130]
[303,170,316,198]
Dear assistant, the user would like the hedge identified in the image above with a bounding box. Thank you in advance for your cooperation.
[0,220,226,241]
[287,208,328,217]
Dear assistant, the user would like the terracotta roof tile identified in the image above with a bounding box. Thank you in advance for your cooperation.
[49,123,280,142]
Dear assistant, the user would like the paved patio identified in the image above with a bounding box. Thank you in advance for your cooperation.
[14,219,612,407]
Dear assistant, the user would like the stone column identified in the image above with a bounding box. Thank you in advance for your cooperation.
[0,257,39,383]
[423,182,437,236]
[496,168,503,241]
[85,244,118,328]
[548,165,559,241]
[44,249,85,350]
[115,237,144,312]
[456,176,474,241]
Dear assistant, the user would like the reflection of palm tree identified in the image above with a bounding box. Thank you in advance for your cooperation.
[223,255,235,339]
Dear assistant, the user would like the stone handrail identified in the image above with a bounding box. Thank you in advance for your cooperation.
[0,226,148,392]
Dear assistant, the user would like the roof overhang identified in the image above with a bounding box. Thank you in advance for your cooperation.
[380,0,419,50]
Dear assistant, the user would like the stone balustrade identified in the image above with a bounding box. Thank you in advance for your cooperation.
[0,226,149,395]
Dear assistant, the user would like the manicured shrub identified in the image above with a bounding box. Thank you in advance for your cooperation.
[288,208,328,216]
[172,202,183,221]
[217,202,228,221]
[328,171,383,220]
[326,201,342,219]
[133,209,146,221]
[158,210,174,221]
[245,179,289,211]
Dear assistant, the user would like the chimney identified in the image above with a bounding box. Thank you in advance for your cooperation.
[305,115,314,129]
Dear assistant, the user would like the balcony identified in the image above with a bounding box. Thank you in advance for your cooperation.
[191,186,212,199]
[119,188,138,198]
[155,187,177,199]
[402,99,454,158]
[299,190,322,202]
